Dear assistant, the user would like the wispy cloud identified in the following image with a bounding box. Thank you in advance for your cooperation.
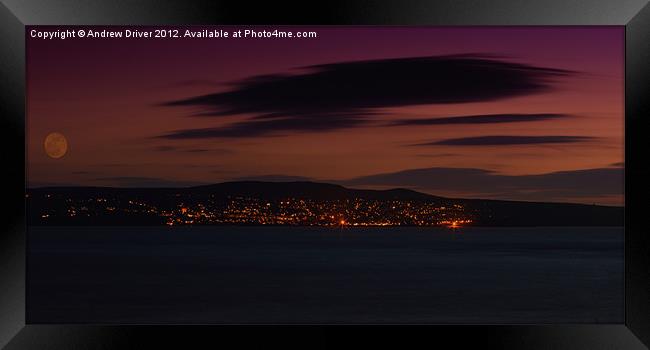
[154,145,234,154]
[415,153,460,158]
[158,113,371,139]
[154,145,177,152]
[413,135,597,146]
[390,113,571,126]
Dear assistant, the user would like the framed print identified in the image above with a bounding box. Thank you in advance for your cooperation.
[1,1,649,349]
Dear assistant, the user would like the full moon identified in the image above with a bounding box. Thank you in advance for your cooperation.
[44,132,68,159]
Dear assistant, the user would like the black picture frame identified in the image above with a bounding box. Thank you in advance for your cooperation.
[1,1,649,348]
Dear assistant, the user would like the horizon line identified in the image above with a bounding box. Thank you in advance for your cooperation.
[26,180,624,208]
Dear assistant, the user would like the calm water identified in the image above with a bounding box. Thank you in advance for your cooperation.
[28,226,623,324]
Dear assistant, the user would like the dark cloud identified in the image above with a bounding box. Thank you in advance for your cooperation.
[154,145,234,154]
[610,162,625,167]
[72,171,92,175]
[93,177,205,188]
[415,135,597,146]
[154,145,177,152]
[159,54,573,139]
[391,113,570,126]
[183,148,234,154]
[342,166,623,204]
[158,113,370,139]
[188,149,220,154]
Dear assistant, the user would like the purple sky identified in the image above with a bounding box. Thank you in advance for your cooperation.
[26,26,624,205]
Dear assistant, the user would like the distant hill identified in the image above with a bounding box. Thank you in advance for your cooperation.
[28,181,441,204]
[456,197,623,227]
[27,181,623,226]
[190,181,438,200]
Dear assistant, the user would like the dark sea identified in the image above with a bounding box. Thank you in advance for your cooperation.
[27,226,623,324]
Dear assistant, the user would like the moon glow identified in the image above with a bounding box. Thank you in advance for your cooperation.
[44,132,68,159]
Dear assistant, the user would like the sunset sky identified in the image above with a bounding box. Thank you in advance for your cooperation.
[26,26,624,205]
